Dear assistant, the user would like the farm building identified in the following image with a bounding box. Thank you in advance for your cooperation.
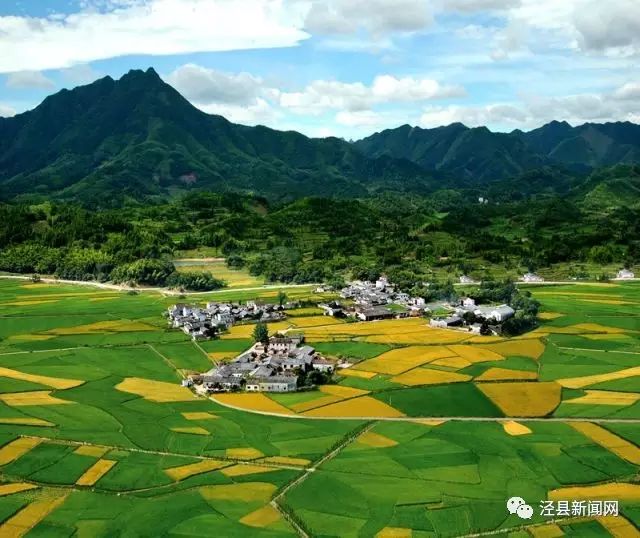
[615,269,635,280]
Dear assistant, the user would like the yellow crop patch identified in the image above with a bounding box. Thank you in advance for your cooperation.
[46,320,156,334]
[583,334,632,341]
[115,377,194,402]
[391,368,472,386]
[528,523,564,538]
[501,421,532,436]
[165,459,228,481]
[171,427,210,436]
[447,345,504,363]
[8,334,55,342]
[208,352,234,360]
[76,459,117,486]
[214,393,294,415]
[0,492,68,537]
[357,431,398,448]
[337,368,377,379]
[303,396,404,418]
[0,483,38,497]
[221,464,274,477]
[226,447,265,460]
[549,482,640,502]
[430,356,471,369]
[376,527,412,538]
[291,316,344,328]
[416,419,446,426]
[240,505,281,528]
[260,456,310,467]
[475,368,538,381]
[365,330,471,345]
[0,418,55,427]
[565,390,640,406]
[200,482,276,502]
[478,339,546,359]
[0,391,73,407]
[569,423,640,465]
[74,445,109,458]
[354,346,456,375]
[181,412,218,420]
[556,366,640,389]
[570,323,628,334]
[2,299,59,306]
[597,516,638,538]
[477,382,561,417]
[89,297,118,302]
[0,366,83,390]
[580,298,635,305]
[0,438,41,465]
[319,385,369,398]
[537,312,564,320]
[291,395,341,413]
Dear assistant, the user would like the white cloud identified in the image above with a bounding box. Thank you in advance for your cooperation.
[61,64,101,85]
[420,81,640,130]
[5,71,55,89]
[197,98,278,126]
[440,0,520,13]
[166,64,265,105]
[0,0,309,73]
[335,110,384,127]
[280,75,465,114]
[572,0,640,55]
[0,104,16,117]
[304,0,432,37]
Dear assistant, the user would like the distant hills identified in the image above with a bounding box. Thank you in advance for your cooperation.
[0,68,639,206]
[354,121,640,183]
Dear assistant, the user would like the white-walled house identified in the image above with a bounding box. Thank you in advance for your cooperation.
[615,269,635,280]
[521,273,544,283]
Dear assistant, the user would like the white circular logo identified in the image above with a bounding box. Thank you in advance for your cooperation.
[507,497,526,515]
[516,504,533,520]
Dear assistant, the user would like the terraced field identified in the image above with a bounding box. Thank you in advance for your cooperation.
[0,278,638,536]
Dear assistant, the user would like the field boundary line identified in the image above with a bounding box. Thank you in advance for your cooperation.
[146,344,185,380]
[271,421,376,538]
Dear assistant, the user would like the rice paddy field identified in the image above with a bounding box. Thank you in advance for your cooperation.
[0,278,638,536]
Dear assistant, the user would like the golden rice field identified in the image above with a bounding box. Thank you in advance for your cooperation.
[170,427,209,435]
[375,527,412,538]
[565,390,640,406]
[75,459,117,486]
[0,492,69,537]
[391,368,472,386]
[165,460,228,481]
[239,505,281,528]
[290,395,342,413]
[596,516,639,537]
[303,396,405,418]
[0,483,38,497]
[220,464,274,477]
[115,377,195,402]
[45,320,156,334]
[0,391,73,407]
[0,366,83,390]
[199,482,276,502]
[354,346,457,375]
[319,385,368,398]
[220,321,292,339]
[549,482,640,502]
[477,382,561,417]
[475,367,538,381]
[214,393,294,415]
[260,456,310,467]
[501,421,532,436]
[357,431,398,448]
[181,412,218,420]
[447,345,504,363]
[226,447,265,460]
[337,368,377,379]
[557,366,640,389]
[569,423,640,465]
[0,438,41,466]
[0,418,55,427]
[74,445,109,458]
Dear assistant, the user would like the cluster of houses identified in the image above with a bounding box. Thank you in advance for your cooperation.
[429,296,515,334]
[184,334,333,393]
[320,276,427,321]
[167,301,286,340]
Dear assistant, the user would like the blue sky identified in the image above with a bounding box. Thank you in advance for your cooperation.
[0,0,638,139]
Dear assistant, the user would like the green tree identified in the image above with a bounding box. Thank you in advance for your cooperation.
[252,322,269,347]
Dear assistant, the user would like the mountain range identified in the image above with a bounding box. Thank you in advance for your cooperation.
[0,68,639,206]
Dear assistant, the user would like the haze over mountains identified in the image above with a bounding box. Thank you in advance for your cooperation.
[0,68,639,206]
